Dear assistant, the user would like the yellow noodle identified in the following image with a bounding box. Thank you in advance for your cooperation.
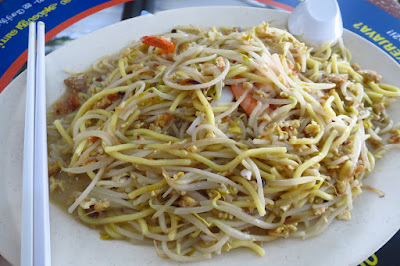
[78,207,155,225]
[54,119,74,146]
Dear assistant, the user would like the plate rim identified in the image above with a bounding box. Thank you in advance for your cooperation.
[2,6,400,266]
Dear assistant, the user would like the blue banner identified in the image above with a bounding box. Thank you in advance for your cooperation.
[339,0,400,65]
[0,0,131,91]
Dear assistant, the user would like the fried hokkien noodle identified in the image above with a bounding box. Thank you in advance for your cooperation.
[47,23,400,262]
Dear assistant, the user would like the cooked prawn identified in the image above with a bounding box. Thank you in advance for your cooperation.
[141,36,175,54]
[231,83,258,115]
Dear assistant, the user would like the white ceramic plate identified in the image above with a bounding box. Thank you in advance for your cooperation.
[1,7,400,266]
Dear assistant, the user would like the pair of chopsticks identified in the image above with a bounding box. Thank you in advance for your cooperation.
[20,22,51,266]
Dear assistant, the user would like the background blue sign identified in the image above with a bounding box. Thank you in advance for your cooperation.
[0,0,131,91]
